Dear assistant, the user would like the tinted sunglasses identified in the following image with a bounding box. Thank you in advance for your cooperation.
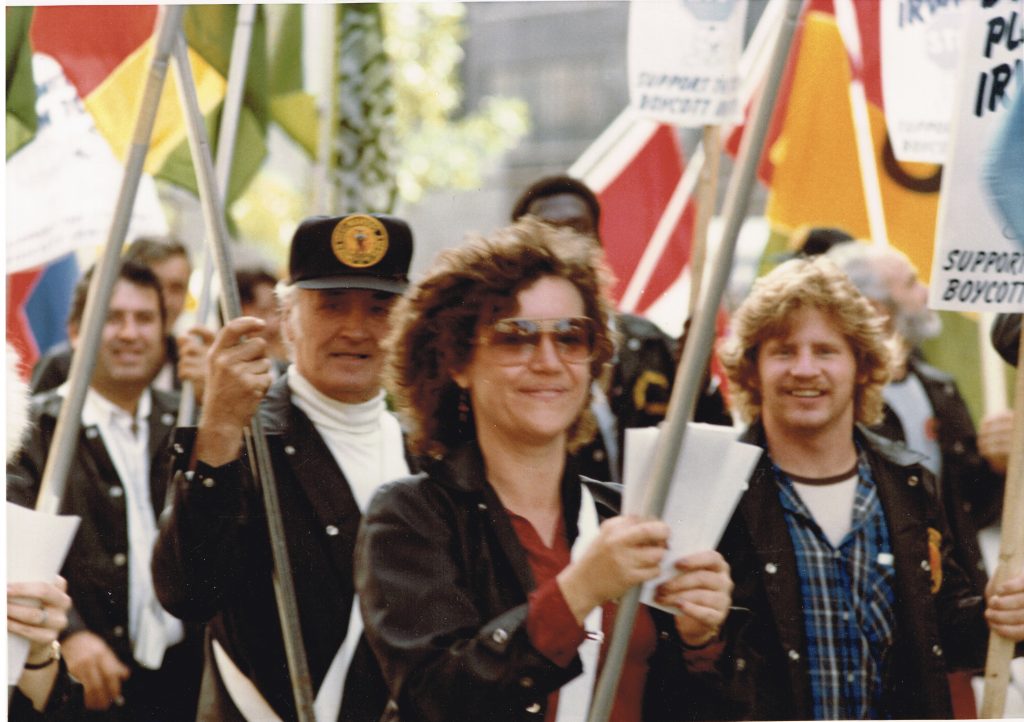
[479,317,598,366]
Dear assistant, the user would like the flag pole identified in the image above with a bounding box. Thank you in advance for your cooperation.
[689,125,721,316]
[981,328,1024,718]
[177,3,258,428]
[314,4,339,214]
[586,1,805,719]
[170,32,317,722]
[33,5,185,516]
[833,0,888,246]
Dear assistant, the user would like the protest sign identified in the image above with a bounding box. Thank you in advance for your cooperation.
[929,0,1024,313]
[880,0,964,162]
[628,0,747,127]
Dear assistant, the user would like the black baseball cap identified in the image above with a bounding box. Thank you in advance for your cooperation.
[287,213,413,294]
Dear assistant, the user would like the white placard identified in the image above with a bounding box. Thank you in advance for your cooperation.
[6,54,168,274]
[928,0,1024,313]
[622,423,761,614]
[628,0,748,128]
[6,503,81,684]
[880,0,964,162]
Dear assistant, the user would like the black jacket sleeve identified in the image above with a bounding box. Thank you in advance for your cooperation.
[355,477,580,722]
[151,428,257,622]
[991,313,1021,367]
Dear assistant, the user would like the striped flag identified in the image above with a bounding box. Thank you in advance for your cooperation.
[576,120,694,327]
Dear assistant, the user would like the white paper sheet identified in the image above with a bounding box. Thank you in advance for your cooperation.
[6,503,81,684]
[622,423,761,614]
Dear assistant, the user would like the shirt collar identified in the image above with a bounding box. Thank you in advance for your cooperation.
[78,385,152,428]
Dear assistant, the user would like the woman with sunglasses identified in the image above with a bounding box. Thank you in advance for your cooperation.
[355,218,738,722]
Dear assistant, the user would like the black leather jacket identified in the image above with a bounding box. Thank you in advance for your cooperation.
[717,423,990,720]
[872,356,1003,593]
[574,312,730,480]
[152,377,402,722]
[7,387,203,721]
[356,443,745,722]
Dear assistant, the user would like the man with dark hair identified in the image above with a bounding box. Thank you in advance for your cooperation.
[791,225,855,257]
[153,214,414,721]
[236,266,287,370]
[8,260,203,720]
[30,237,192,395]
[510,174,602,236]
[511,174,728,483]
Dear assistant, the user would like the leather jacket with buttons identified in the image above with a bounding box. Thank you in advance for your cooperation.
[152,376,406,722]
[356,442,747,722]
[716,422,990,720]
[7,386,188,667]
[873,355,1004,593]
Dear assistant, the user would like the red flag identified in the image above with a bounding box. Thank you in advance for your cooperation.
[577,121,694,317]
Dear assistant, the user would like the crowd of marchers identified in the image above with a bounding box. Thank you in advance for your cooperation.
[7,176,1024,721]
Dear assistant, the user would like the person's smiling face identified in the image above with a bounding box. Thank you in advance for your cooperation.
[73,279,165,401]
[287,287,395,403]
[453,275,593,453]
[756,306,861,443]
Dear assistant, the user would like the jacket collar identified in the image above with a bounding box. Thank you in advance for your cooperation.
[739,419,927,469]
[258,373,295,435]
[426,442,620,540]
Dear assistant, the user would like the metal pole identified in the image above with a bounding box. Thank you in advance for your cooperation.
[586,1,805,719]
[170,33,317,722]
[177,3,257,428]
[34,6,185,516]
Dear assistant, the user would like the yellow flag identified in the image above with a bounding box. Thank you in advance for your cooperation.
[765,11,943,280]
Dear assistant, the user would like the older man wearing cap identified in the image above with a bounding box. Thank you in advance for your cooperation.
[152,214,414,722]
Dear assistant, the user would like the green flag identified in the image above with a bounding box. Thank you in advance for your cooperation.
[6,6,37,159]
[155,5,268,204]
[270,4,318,158]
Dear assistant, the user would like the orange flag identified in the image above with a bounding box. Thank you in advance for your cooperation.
[764,6,944,280]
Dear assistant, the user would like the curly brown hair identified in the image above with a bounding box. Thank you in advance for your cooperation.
[385,218,616,459]
[718,256,892,425]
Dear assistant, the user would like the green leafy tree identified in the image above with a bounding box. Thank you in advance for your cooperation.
[231,2,528,255]
[383,2,529,203]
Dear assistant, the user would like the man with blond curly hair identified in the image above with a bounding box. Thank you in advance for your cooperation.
[710,257,1024,720]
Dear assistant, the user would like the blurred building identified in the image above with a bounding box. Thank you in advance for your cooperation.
[405,2,629,268]
[405,0,767,275]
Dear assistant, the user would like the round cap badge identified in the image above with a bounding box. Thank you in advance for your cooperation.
[331,215,389,268]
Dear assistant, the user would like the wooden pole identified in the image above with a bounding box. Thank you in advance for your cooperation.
[688,125,721,316]
[981,327,1024,718]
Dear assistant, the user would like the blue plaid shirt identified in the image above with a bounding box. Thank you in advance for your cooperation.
[773,453,897,719]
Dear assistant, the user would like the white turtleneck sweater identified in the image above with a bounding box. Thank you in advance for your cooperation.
[287,370,409,512]
[216,371,410,721]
